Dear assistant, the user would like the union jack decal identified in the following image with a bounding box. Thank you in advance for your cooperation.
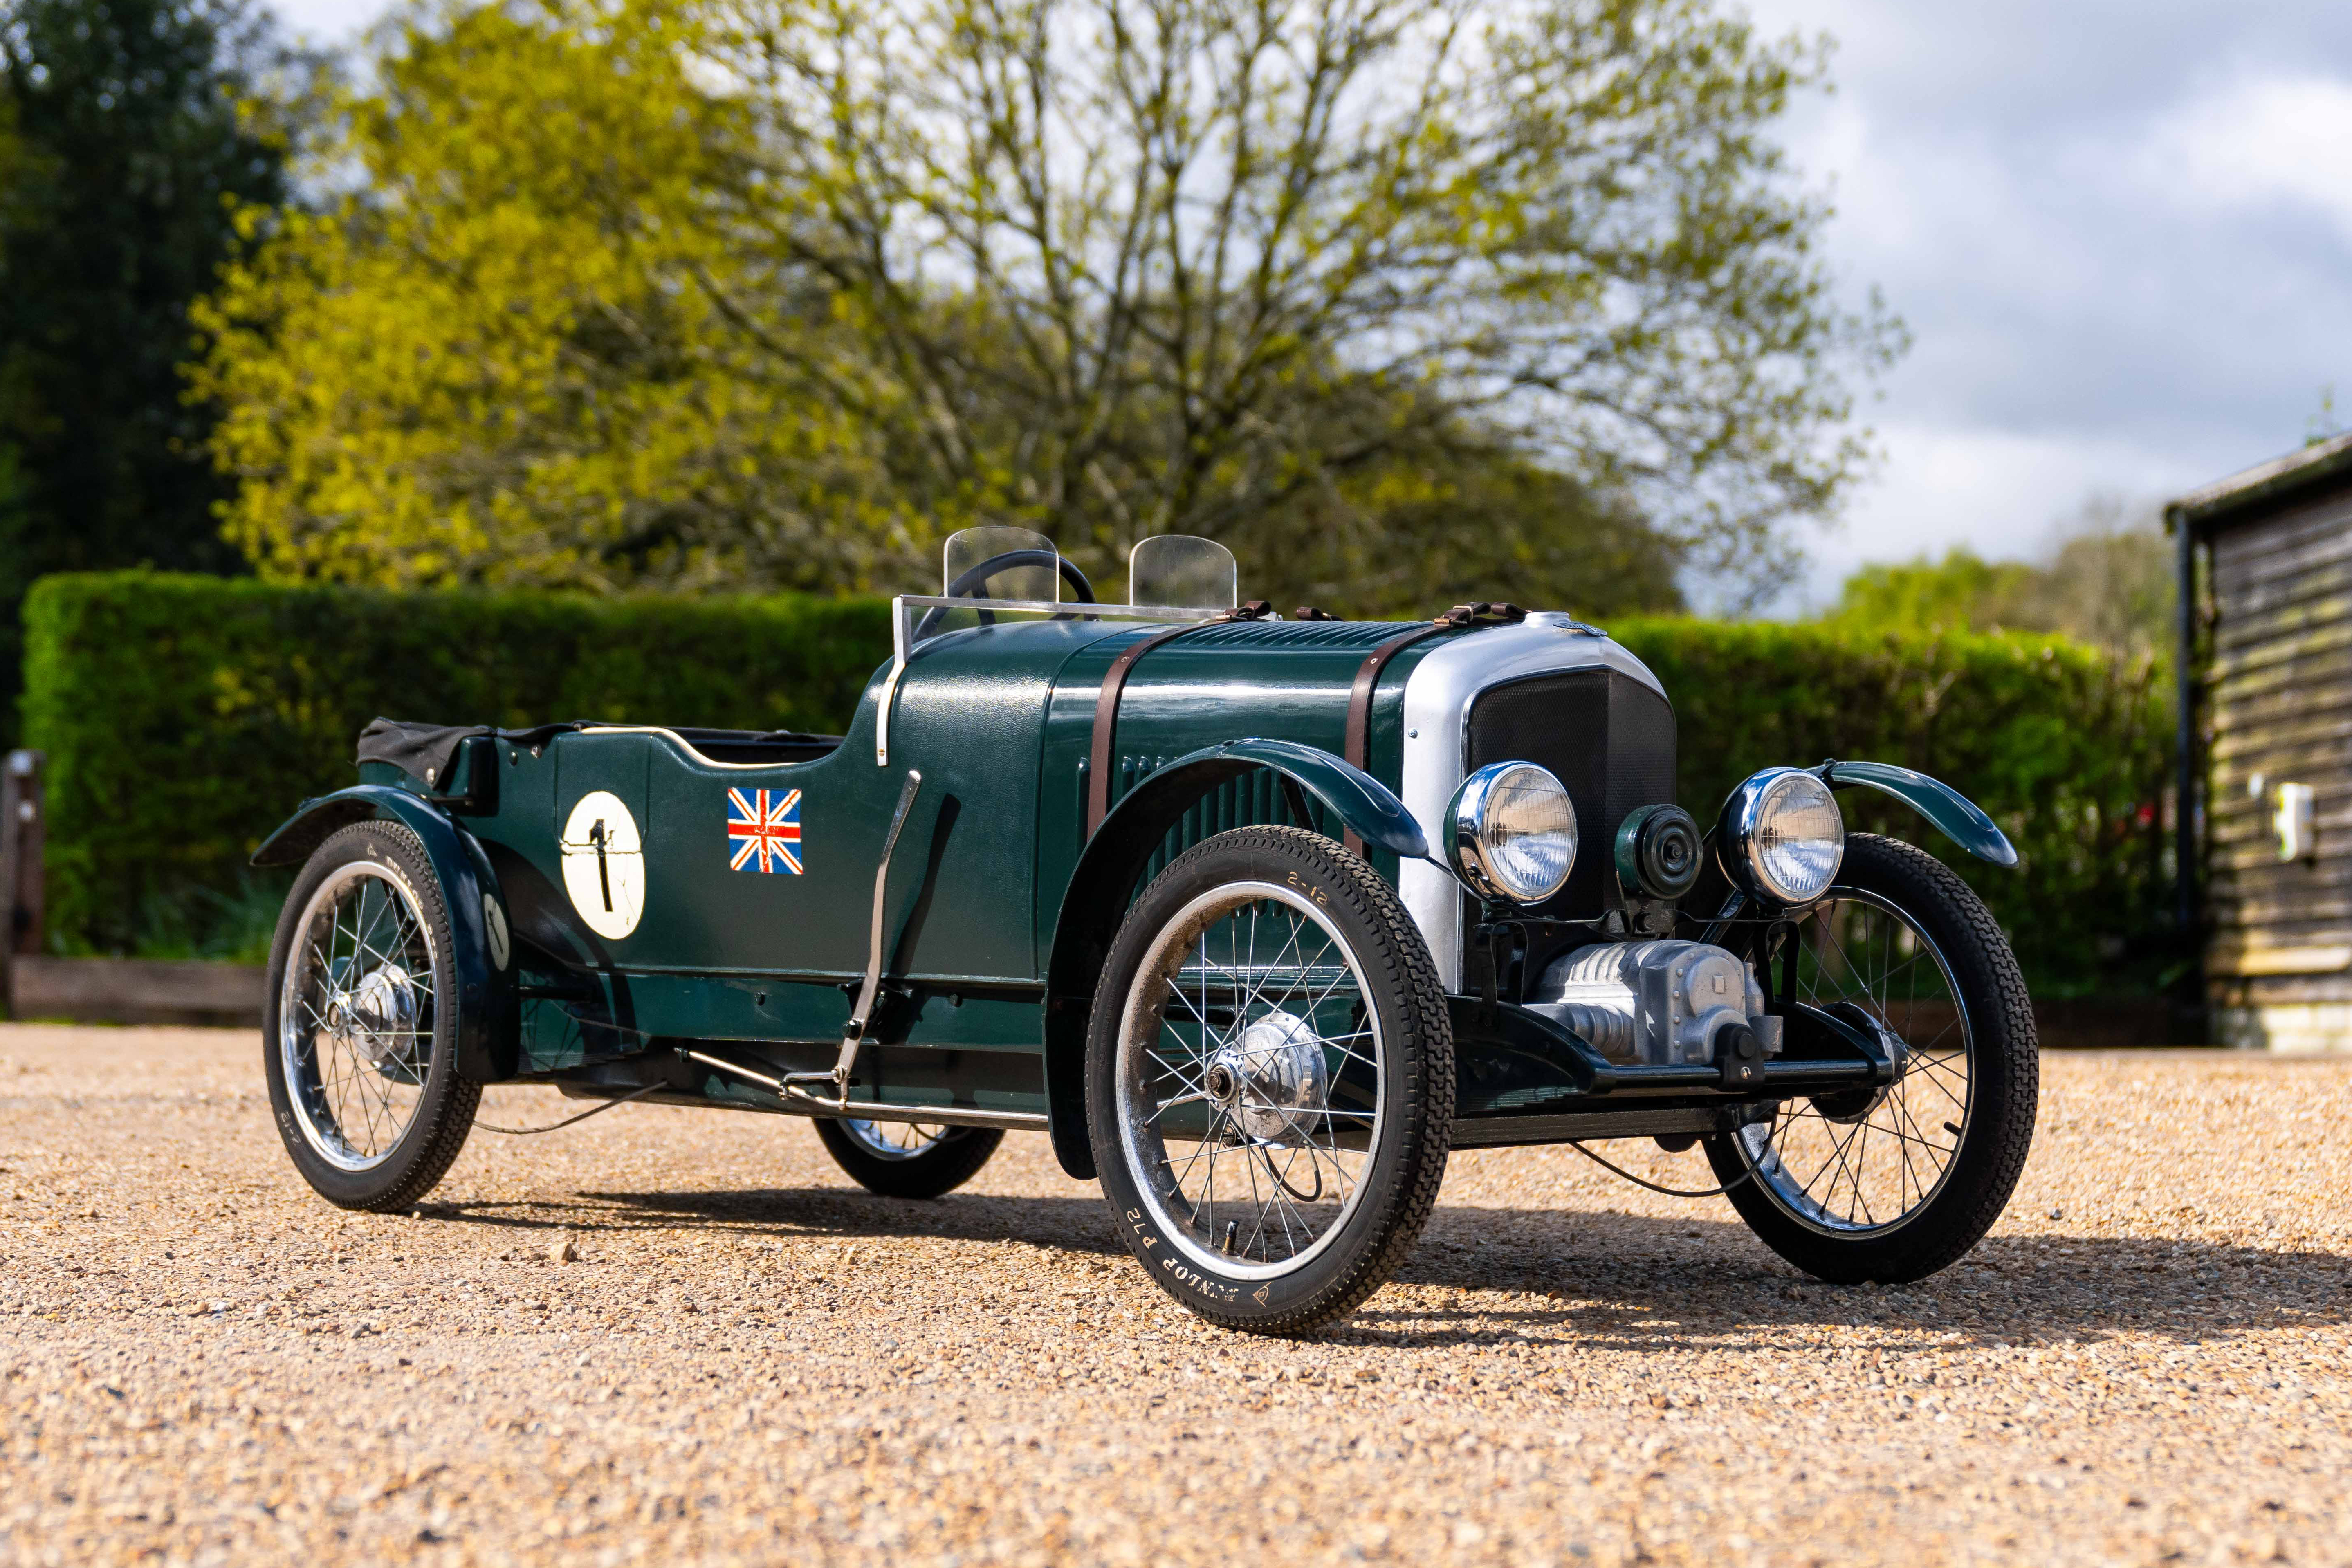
[726,787,803,874]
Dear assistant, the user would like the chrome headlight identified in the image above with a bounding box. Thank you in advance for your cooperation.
[1445,761,1578,904]
[1719,767,1845,904]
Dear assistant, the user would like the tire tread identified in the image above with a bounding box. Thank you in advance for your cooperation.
[812,1121,1005,1200]
[265,821,481,1213]
[1089,825,1453,1335]
[1708,832,2036,1283]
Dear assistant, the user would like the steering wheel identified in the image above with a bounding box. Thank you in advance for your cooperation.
[913,549,1096,640]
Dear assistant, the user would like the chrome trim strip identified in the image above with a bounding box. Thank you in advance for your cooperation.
[1396,613,1669,988]
[877,593,914,765]
[873,662,909,766]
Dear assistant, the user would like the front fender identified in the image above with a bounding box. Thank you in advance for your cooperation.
[1039,739,1427,1179]
[1154,738,1428,859]
[1822,760,2019,869]
[254,785,521,1081]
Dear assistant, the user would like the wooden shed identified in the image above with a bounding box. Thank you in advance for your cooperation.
[2170,431,2352,1052]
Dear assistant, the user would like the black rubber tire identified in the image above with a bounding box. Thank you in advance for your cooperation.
[1085,825,1453,1335]
[263,821,482,1212]
[811,1119,1005,1199]
[1703,832,2038,1283]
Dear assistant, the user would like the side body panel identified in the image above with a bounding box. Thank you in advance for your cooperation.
[470,622,1122,989]
[452,622,1132,1077]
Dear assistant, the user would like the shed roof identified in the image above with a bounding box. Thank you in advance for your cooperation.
[2169,430,2352,534]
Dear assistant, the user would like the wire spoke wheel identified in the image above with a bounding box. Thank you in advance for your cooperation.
[281,861,440,1171]
[1117,881,1380,1277]
[1739,888,1970,1235]
[812,1116,1003,1198]
[264,821,481,1213]
[1088,826,1450,1334]
[1705,833,2037,1284]
[839,1120,953,1160]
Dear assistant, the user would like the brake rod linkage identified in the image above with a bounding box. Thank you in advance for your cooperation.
[785,768,923,1107]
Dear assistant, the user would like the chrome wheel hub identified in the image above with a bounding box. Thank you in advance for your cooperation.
[1813,1001,1910,1124]
[333,963,421,1071]
[1216,1009,1331,1146]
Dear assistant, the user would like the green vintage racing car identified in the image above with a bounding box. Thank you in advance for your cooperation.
[254,529,2036,1332]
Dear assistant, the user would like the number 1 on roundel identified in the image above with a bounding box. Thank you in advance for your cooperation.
[726,787,803,874]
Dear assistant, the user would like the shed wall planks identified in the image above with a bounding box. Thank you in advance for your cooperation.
[2202,477,2352,1049]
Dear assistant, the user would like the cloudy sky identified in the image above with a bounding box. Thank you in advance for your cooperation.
[1738,0,2352,607]
[267,0,2352,608]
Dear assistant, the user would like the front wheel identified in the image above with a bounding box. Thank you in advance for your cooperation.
[263,821,481,1212]
[811,1118,1003,1199]
[1704,832,2038,1283]
[1086,825,1453,1334]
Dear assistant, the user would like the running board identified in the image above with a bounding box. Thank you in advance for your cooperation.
[1451,1103,1769,1149]
[679,1049,1049,1133]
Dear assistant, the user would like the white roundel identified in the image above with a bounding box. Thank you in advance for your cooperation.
[560,791,645,940]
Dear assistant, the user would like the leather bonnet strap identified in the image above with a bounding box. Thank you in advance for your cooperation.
[1340,603,1527,857]
[1086,601,1274,835]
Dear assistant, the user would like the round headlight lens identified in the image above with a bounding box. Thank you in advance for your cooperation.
[1447,761,1578,904]
[1724,768,1845,903]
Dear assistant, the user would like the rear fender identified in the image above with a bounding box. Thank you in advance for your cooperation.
[1040,739,1426,1179]
[254,785,521,1081]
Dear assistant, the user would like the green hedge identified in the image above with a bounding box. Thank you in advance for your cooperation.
[1611,618,2173,994]
[21,575,2172,990]
[22,572,891,957]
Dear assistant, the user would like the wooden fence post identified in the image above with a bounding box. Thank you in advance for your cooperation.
[0,749,46,1017]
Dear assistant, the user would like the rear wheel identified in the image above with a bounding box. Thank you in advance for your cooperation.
[1086,826,1452,1334]
[263,821,480,1211]
[1704,833,2037,1283]
[811,1118,1004,1198]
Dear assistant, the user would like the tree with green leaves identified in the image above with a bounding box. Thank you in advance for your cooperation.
[1243,431,1689,617]
[198,0,907,597]
[202,0,1894,613]
[1822,494,2175,658]
[709,0,1896,602]
[0,0,297,593]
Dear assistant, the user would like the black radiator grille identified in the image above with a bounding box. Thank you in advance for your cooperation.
[1465,669,1678,918]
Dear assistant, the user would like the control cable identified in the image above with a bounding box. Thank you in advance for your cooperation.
[1564,1139,1757,1199]
[475,1080,667,1136]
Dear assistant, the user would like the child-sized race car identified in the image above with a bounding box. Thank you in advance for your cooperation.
[254,529,2036,1333]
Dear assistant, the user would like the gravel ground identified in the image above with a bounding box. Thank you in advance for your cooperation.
[2,1026,2347,1568]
